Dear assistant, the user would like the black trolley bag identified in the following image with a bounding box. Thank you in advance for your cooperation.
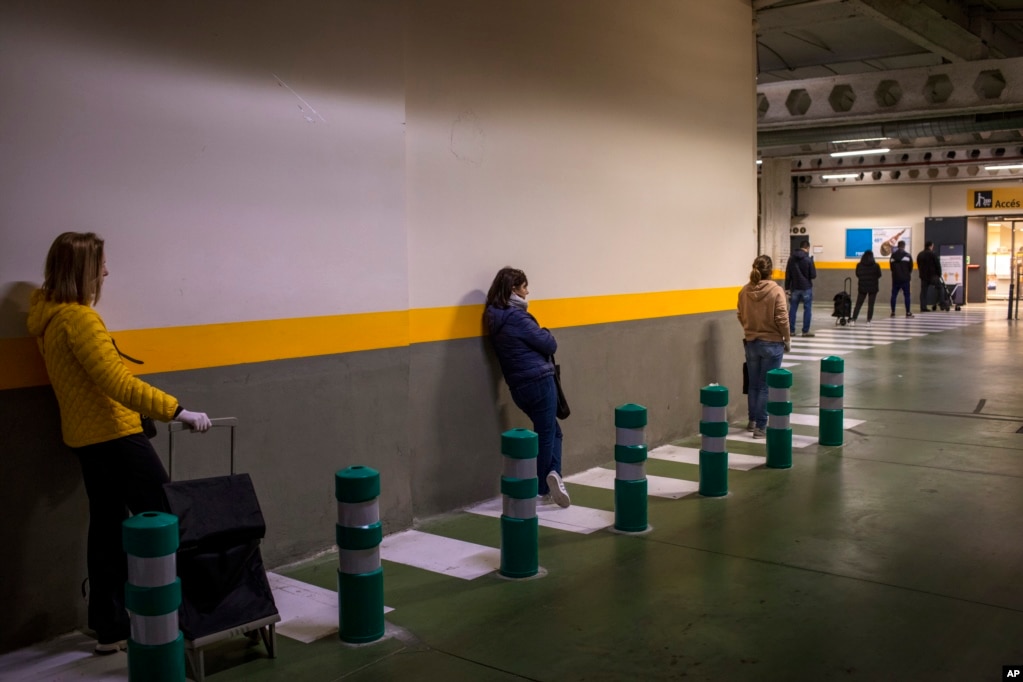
[163,418,280,682]
[832,277,853,325]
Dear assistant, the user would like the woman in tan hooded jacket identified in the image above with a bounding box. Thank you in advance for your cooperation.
[737,255,791,438]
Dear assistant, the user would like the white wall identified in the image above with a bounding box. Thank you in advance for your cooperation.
[0,1,407,334]
[405,0,756,308]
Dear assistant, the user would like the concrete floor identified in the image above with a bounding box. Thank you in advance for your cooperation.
[4,304,1021,681]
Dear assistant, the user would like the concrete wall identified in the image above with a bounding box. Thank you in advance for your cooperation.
[0,0,756,650]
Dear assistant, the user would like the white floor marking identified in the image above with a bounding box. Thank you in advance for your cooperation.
[784,354,836,361]
[815,331,920,338]
[649,444,764,471]
[0,631,127,681]
[726,427,818,448]
[789,412,865,429]
[266,572,394,644]
[465,497,615,534]
[791,340,876,348]
[380,530,499,580]
[564,467,700,499]
[786,346,875,354]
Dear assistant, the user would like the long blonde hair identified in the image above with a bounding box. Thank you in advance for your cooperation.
[42,232,105,305]
[749,255,773,285]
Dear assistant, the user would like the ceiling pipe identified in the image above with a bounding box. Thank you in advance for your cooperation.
[758,110,1023,148]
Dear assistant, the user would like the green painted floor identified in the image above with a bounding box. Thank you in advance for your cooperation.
[12,306,1023,681]
[214,307,1023,681]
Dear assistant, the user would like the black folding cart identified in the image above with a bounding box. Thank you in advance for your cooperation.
[832,277,853,325]
[163,418,280,682]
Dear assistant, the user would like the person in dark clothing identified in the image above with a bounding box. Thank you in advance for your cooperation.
[850,250,882,325]
[484,267,570,508]
[784,240,817,337]
[916,241,941,312]
[888,240,915,317]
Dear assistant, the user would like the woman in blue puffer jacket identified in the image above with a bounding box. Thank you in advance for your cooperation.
[484,267,570,507]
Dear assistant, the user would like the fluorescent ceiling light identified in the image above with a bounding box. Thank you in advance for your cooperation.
[984,163,1023,170]
[756,159,763,165]
[830,148,890,158]
[821,173,859,179]
[830,137,888,144]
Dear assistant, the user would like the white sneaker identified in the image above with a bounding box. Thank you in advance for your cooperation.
[546,471,571,508]
[848,319,856,326]
[536,494,553,506]
[94,640,127,656]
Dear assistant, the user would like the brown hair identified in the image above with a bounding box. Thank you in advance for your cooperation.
[486,267,527,308]
[749,255,773,285]
[42,232,105,305]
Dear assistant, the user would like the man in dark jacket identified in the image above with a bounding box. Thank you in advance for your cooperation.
[784,240,817,337]
[916,241,941,312]
[889,240,915,317]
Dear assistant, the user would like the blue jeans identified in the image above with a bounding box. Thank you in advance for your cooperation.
[745,340,785,429]
[509,375,563,494]
[789,289,813,334]
[891,280,911,313]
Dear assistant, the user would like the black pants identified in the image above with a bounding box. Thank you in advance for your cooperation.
[852,291,877,322]
[75,433,169,643]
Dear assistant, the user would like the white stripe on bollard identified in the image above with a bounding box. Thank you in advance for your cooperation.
[615,461,645,481]
[503,457,536,479]
[338,499,381,528]
[338,547,381,575]
[126,555,177,588]
[615,427,645,447]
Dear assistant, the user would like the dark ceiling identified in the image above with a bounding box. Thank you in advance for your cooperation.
[754,0,1023,185]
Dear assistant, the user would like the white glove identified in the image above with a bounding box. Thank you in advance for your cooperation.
[784,340,792,353]
[177,409,212,433]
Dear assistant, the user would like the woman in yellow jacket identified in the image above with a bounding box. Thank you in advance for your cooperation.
[27,232,212,654]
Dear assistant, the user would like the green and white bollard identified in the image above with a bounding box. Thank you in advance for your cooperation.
[123,512,185,682]
[614,404,649,533]
[766,369,794,469]
[335,465,385,644]
[699,384,729,497]
[500,428,539,579]
[819,356,845,447]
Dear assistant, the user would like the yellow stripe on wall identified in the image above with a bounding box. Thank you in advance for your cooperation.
[814,261,857,269]
[2,286,738,391]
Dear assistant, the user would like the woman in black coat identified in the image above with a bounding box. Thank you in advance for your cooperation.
[851,250,882,325]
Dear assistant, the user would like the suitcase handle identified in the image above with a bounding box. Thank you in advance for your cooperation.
[167,417,238,481]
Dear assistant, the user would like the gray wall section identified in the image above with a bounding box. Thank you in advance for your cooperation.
[0,347,412,653]
[0,387,89,651]
[1,310,742,651]
[408,310,745,517]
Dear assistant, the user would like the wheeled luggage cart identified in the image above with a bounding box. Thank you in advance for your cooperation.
[164,418,280,682]
[941,278,962,311]
[832,277,853,325]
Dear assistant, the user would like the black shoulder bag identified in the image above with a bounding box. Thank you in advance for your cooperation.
[551,354,570,420]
